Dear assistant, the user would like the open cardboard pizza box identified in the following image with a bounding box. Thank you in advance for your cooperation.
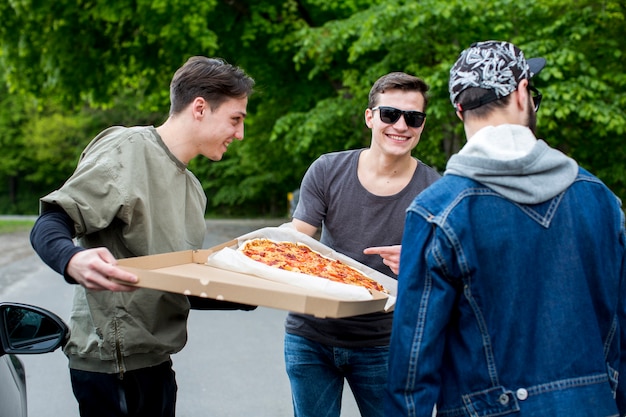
[117,225,397,318]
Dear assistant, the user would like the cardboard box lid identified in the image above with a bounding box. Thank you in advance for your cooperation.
[117,244,390,319]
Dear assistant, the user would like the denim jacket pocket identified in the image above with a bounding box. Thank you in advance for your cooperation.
[461,386,520,417]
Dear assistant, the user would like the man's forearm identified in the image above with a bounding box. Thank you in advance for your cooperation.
[30,207,83,284]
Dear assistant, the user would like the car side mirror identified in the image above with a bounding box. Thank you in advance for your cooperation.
[0,302,69,356]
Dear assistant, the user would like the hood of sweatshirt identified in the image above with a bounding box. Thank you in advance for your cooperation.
[444,124,578,204]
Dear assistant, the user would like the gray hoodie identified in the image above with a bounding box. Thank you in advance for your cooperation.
[445,124,579,205]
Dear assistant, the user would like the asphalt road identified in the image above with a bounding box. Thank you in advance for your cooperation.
[0,219,363,417]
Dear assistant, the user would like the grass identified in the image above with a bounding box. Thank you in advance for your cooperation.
[0,219,36,234]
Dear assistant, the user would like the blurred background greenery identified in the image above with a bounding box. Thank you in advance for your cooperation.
[0,219,35,234]
[0,0,624,217]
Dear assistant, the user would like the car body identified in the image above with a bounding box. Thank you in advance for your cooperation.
[0,302,69,417]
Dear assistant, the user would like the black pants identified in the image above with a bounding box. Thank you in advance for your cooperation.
[70,360,177,417]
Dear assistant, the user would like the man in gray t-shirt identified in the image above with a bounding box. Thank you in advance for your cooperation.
[285,72,441,417]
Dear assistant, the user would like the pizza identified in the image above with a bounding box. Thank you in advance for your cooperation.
[239,238,388,294]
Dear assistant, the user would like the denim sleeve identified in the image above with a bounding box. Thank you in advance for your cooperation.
[617,210,626,414]
[385,209,456,416]
[30,205,83,284]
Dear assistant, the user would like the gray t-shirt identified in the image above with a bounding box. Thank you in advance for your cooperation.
[287,149,441,347]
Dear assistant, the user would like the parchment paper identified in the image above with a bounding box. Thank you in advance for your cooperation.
[206,223,396,309]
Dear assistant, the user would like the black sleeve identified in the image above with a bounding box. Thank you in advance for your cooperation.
[30,205,83,284]
[187,296,257,311]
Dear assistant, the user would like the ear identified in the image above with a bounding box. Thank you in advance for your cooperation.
[516,79,530,110]
[455,110,464,121]
[192,97,207,119]
[364,108,374,128]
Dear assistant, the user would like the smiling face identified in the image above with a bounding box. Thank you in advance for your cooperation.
[365,89,426,158]
[199,96,249,161]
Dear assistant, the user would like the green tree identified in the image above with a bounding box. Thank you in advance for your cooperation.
[278,0,626,196]
[1,0,375,215]
[0,0,220,109]
[0,85,40,212]
[192,0,379,216]
[1,0,625,215]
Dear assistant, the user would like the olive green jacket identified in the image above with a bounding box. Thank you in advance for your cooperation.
[41,126,207,374]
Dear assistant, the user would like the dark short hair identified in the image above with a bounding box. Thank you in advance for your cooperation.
[368,72,429,110]
[169,56,255,115]
[456,87,511,119]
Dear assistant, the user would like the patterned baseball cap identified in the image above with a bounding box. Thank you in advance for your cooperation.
[449,41,546,111]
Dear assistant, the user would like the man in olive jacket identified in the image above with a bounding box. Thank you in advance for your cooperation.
[30,56,255,417]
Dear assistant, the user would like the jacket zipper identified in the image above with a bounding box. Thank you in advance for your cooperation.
[113,318,125,380]
[113,318,128,414]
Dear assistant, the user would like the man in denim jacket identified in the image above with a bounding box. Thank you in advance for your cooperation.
[386,40,626,416]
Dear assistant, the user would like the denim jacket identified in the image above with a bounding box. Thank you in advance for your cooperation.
[386,125,626,416]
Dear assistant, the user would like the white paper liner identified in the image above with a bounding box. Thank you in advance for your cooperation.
[206,223,397,309]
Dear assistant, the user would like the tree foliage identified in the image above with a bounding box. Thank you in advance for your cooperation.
[0,0,624,215]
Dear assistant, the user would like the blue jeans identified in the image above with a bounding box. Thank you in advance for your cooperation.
[284,333,389,417]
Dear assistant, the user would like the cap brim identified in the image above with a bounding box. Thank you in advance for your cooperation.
[528,57,546,78]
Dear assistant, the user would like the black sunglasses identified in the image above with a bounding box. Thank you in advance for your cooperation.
[371,106,426,128]
[528,85,542,112]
